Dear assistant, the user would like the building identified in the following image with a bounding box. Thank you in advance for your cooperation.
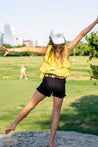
[4,23,17,46]
[23,40,33,47]
[16,36,23,46]
[32,40,37,47]
[0,32,4,45]
[37,39,47,46]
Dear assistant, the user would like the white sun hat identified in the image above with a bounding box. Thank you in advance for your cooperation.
[50,28,65,44]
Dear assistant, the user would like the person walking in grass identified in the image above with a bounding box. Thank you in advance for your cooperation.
[20,65,28,80]
[0,17,98,147]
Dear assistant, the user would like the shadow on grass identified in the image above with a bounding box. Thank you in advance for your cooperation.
[35,95,98,135]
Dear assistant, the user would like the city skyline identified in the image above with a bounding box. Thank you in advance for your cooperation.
[0,0,98,42]
[0,23,47,46]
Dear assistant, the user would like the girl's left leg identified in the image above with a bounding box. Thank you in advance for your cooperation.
[24,73,28,79]
[20,73,23,79]
[5,90,46,134]
[49,96,63,147]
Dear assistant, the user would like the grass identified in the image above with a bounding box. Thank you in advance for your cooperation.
[0,56,98,135]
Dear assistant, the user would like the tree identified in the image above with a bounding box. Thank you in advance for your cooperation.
[85,31,98,79]
[74,41,89,56]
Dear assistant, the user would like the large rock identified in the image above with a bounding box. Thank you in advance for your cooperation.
[0,131,98,147]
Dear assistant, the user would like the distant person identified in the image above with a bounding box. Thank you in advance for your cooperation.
[20,65,28,80]
[0,17,98,147]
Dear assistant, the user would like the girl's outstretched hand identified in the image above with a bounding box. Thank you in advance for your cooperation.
[0,45,10,56]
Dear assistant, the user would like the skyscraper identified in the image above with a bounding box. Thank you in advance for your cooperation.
[4,23,17,46]
[0,32,4,45]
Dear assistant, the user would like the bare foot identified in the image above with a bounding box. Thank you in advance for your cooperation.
[49,142,58,147]
[5,124,16,134]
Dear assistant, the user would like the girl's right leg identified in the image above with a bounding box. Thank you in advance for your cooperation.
[20,73,23,79]
[5,90,46,134]
[49,96,63,147]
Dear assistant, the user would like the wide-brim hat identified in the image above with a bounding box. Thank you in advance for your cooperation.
[50,28,65,44]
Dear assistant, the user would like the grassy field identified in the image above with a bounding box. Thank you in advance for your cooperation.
[0,56,98,135]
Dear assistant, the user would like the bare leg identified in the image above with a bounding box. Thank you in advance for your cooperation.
[24,73,27,79]
[49,96,63,147]
[20,73,23,79]
[5,90,46,134]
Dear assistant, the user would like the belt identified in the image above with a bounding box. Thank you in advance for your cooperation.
[44,73,65,79]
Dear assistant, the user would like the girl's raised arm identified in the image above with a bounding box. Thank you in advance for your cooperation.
[67,17,98,57]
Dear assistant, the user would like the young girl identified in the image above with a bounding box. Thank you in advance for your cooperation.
[0,17,98,147]
[20,65,28,80]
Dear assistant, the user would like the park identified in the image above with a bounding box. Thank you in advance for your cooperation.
[0,56,98,136]
[0,14,98,146]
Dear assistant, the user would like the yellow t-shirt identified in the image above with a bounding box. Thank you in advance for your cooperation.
[40,45,71,79]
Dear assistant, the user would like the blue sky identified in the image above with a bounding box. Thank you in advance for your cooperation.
[0,0,98,42]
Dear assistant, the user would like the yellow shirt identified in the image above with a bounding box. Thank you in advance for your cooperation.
[40,45,71,79]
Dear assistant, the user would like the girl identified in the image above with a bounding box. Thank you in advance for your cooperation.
[20,65,28,80]
[0,17,98,147]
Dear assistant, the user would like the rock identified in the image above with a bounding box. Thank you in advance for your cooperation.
[0,131,98,147]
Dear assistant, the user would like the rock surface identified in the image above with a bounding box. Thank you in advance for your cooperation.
[0,131,98,147]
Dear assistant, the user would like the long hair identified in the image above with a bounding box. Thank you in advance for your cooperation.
[48,37,66,64]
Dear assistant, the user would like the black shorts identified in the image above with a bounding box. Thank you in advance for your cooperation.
[37,77,66,98]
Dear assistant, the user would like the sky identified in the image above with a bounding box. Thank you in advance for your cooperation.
[0,0,98,43]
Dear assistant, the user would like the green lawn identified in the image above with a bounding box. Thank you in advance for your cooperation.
[0,56,98,135]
